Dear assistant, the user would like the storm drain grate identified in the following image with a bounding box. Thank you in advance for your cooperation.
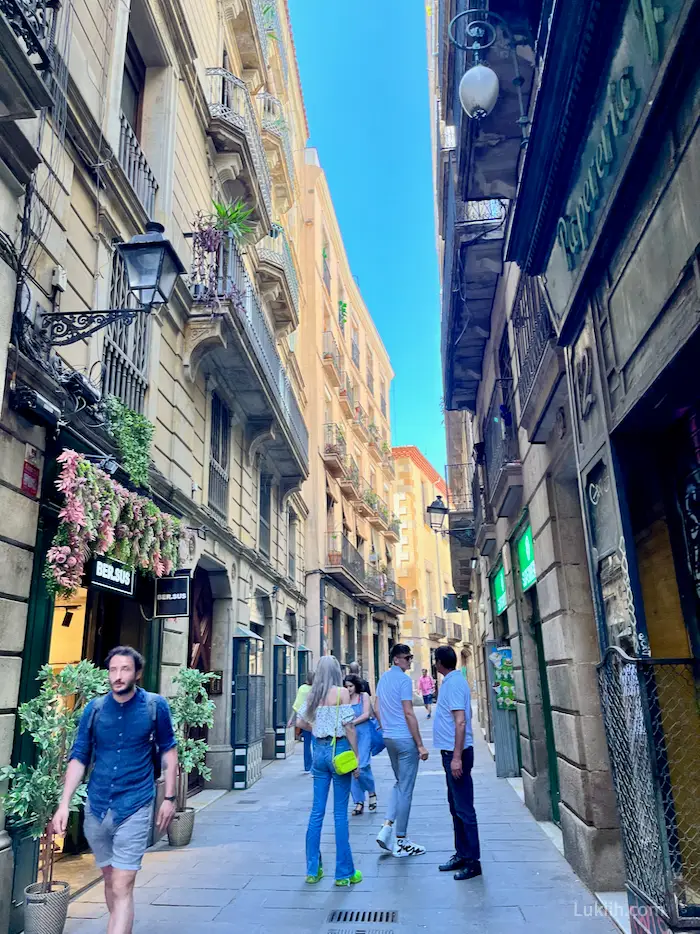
[327,911,398,924]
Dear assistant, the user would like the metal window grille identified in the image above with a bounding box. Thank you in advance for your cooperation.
[512,275,556,415]
[102,247,149,413]
[351,335,360,368]
[208,392,230,519]
[118,112,158,216]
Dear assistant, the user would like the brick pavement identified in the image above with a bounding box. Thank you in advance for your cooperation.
[64,708,620,934]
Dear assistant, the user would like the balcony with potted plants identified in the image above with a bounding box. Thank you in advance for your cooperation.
[355,477,375,518]
[322,329,342,388]
[365,489,389,531]
[206,67,273,238]
[325,532,365,593]
[257,92,296,212]
[338,453,361,499]
[381,443,395,478]
[385,514,401,544]
[367,422,382,463]
[339,371,355,418]
[186,214,309,488]
[322,423,346,478]
[254,224,300,331]
[352,403,370,442]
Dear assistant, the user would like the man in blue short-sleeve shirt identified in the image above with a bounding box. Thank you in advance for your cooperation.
[433,644,481,880]
[53,646,178,934]
[375,644,429,858]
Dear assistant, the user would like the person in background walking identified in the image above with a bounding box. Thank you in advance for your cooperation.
[288,670,314,773]
[53,646,178,934]
[375,644,429,857]
[418,668,436,718]
[297,656,362,887]
[344,675,377,815]
[348,660,371,696]
[433,645,481,880]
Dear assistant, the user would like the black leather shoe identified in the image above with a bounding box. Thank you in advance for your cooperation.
[439,855,467,872]
[454,860,482,880]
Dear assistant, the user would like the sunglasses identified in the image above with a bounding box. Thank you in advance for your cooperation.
[398,654,414,661]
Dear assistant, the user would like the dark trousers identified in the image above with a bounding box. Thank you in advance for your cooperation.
[441,747,480,861]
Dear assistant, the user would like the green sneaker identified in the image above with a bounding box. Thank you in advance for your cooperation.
[305,866,324,885]
[335,870,363,887]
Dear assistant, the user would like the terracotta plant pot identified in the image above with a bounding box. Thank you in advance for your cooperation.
[328,551,342,566]
[24,881,70,934]
[167,807,195,847]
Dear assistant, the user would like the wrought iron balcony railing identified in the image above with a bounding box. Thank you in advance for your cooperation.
[322,256,331,292]
[342,454,360,488]
[256,226,299,318]
[388,515,401,538]
[250,0,271,66]
[484,381,519,503]
[258,92,296,190]
[327,533,365,585]
[206,67,272,220]
[118,112,158,216]
[323,423,347,458]
[513,275,555,416]
[368,422,381,446]
[1,0,57,71]
[189,229,308,464]
[430,616,447,638]
[446,462,474,513]
[351,338,360,368]
[323,329,340,372]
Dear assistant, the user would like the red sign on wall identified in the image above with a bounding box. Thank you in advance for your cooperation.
[21,461,40,497]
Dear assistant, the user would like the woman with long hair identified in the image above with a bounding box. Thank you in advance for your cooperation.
[297,655,362,886]
[345,675,377,816]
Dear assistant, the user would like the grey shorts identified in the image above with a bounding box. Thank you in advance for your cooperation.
[84,801,154,872]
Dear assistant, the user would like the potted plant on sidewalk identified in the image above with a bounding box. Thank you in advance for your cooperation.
[0,661,109,934]
[167,668,216,847]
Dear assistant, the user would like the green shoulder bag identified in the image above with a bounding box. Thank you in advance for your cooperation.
[332,690,359,776]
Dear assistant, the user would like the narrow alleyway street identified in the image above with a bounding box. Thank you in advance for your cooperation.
[64,709,620,934]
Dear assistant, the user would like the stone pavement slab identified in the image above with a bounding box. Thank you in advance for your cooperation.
[67,707,620,934]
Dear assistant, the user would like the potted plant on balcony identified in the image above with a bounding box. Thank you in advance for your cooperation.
[0,662,109,934]
[363,489,378,511]
[191,199,253,308]
[328,532,342,566]
[167,668,216,848]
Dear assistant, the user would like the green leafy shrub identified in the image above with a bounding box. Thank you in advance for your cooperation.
[104,395,154,489]
[169,668,216,810]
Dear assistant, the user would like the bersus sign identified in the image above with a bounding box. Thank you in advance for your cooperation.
[89,558,135,596]
[154,574,190,619]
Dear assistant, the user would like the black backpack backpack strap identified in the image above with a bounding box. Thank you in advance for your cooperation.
[143,691,162,780]
[86,694,108,771]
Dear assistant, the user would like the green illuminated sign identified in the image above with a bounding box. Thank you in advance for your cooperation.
[492,566,507,616]
[517,525,537,592]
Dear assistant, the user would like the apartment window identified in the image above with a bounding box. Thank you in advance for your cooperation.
[121,33,145,134]
[380,379,387,418]
[102,247,149,413]
[322,235,331,292]
[259,473,272,556]
[351,325,360,368]
[209,392,230,519]
[366,348,374,396]
[370,468,377,491]
[288,509,297,581]
[118,28,158,215]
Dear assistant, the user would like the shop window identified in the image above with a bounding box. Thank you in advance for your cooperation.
[209,392,230,519]
[259,473,272,556]
[102,247,149,413]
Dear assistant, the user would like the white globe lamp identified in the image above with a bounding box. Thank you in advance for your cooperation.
[458,63,500,119]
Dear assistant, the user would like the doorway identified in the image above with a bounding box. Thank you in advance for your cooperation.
[529,590,560,824]
[188,567,213,793]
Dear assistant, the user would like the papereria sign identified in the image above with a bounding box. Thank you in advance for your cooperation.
[556,69,638,270]
[517,525,537,592]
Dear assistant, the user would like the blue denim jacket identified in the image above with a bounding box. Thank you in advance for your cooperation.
[71,688,177,824]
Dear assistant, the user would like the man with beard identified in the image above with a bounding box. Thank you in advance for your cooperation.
[53,646,177,934]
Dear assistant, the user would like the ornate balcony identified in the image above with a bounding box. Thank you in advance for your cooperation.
[446,461,476,594]
[322,423,347,478]
[513,275,567,443]
[366,490,389,531]
[326,533,365,593]
[429,616,447,640]
[385,514,401,544]
[221,0,269,88]
[367,423,382,463]
[355,478,374,518]
[0,0,54,123]
[118,112,158,217]
[322,330,341,388]
[258,93,296,212]
[338,454,360,499]
[377,574,406,614]
[186,229,308,484]
[339,371,355,418]
[381,450,395,479]
[484,382,522,518]
[352,403,370,442]
[473,463,496,558]
[206,68,272,236]
[255,226,299,331]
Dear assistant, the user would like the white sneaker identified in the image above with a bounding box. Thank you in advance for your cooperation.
[393,837,426,858]
[376,823,394,851]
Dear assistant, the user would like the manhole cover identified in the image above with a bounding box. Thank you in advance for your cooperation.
[328,911,398,924]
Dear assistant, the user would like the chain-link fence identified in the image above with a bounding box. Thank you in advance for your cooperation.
[598,648,700,926]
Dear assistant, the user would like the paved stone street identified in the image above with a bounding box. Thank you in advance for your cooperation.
[65,710,620,934]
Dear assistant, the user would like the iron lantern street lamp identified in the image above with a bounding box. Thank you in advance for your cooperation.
[427,495,449,532]
[41,222,185,346]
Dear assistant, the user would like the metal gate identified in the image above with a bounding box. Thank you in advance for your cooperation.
[597,647,700,926]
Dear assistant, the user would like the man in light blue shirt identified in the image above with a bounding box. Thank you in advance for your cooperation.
[375,644,429,857]
[433,645,481,880]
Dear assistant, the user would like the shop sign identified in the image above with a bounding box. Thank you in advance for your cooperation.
[517,525,537,592]
[489,646,516,710]
[492,566,507,616]
[89,557,134,596]
[154,574,191,619]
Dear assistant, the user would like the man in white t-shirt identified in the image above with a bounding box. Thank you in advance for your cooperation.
[375,644,429,857]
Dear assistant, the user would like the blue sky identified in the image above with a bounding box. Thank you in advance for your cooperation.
[287,0,446,475]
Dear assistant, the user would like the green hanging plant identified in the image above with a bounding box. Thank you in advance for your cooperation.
[338,300,348,325]
[211,199,254,242]
[104,395,154,489]
[261,2,278,40]
[321,246,328,261]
